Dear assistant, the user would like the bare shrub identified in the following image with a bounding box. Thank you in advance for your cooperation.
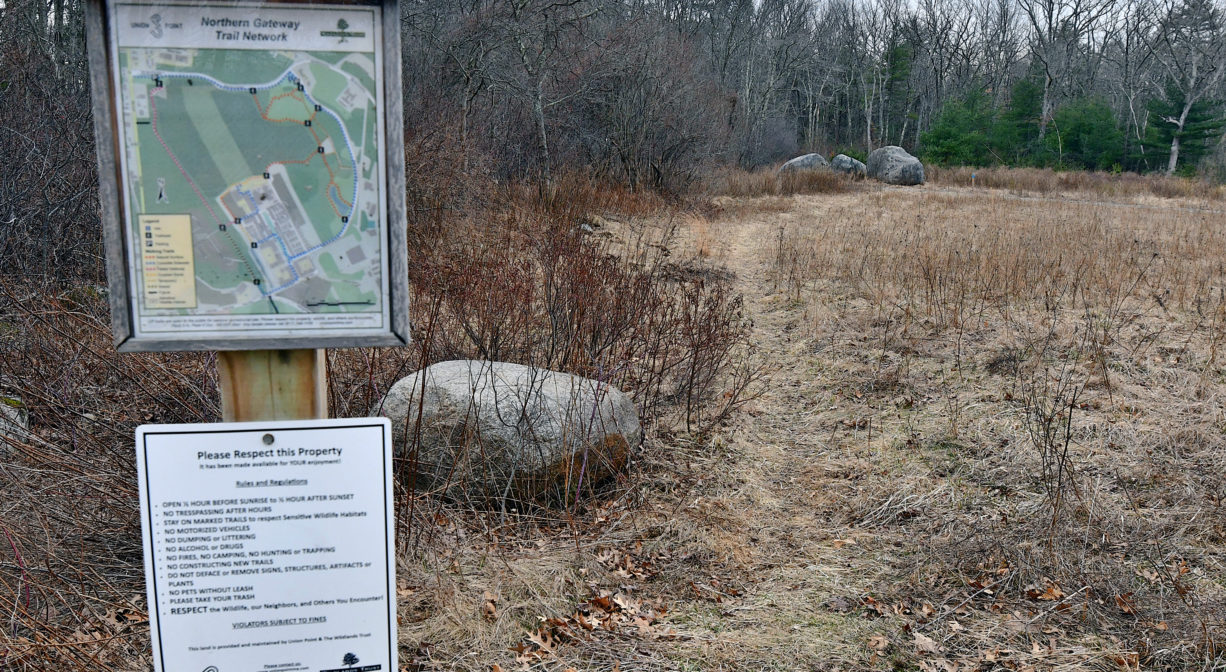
[1018,311,1087,532]
[709,166,861,198]
[393,170,755,435]
[0,283,216,669]
[0,163,755,666]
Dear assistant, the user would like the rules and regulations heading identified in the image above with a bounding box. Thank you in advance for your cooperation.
[136,419,396,672]
[88,0,409,351]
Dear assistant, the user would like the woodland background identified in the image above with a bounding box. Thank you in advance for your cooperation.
[4,0,1226,282]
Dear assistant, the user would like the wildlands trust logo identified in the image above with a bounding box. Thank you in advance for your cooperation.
[320,18,365,43]
[318,651,382,672]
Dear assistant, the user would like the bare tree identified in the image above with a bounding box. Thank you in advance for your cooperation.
[1018,0,1119,137]
[905,0,978,146]
[494,0,603,183]
[976,0,1025,106]
[1102,0,1157,159]
[575,18,727,188]
[1148,0,1226,173]
[0,0,100,283]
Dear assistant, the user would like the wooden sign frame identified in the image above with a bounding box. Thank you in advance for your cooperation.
[85,0,409,352]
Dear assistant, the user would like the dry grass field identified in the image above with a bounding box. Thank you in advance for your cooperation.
[4,173,1226,671]
[687,184,1226,671]
[392,179,1226,671]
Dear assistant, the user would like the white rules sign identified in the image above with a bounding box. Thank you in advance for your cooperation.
[136,418,396,672]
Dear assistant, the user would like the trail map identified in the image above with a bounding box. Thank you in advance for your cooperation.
[109,2,388,339]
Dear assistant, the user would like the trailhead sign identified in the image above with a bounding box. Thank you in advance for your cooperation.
[92,0,408,350]
[136,419,396,672]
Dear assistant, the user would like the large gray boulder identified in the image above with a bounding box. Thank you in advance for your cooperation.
[830,154,867,178]
[866,146,925,185]
[778,153,829,173]
[375,361,640,503]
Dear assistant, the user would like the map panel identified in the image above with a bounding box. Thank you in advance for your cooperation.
[109,1,389,340]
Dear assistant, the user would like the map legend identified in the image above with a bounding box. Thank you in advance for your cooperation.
[140,214,197,309]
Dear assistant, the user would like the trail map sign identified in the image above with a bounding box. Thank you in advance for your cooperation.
[86,0,408,351]
[136,418,396,672]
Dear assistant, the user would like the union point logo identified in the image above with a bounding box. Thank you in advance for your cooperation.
[320,18,365,43]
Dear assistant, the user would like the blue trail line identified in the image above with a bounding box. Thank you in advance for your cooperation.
[138,65,368,295]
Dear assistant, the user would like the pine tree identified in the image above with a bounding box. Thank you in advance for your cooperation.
[990,77,1044,165]
[1047,99,1125,170]
[1143,80,1226,174]
[920,89,998,166]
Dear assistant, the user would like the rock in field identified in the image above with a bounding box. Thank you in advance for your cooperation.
[830,154,867,178]
[0,397,28,454]
[866,146,925,185]
[778,153,829,173]
[375,360,640,503]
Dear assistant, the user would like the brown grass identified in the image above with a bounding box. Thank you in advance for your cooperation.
[6,171,1226,671]
[392,184,1226,671]
[710,166,862,198]
[772,190,1226,314]
[927,165,1226,202]
[760,188,1226,669]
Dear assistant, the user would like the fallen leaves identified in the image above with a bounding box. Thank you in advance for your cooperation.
[862,595,885,618]
[1108,651,1140,669]
[510,588,676,667]
[595,543,668,582]
[1025,579,1064,602]
[482,591,498,620]
[1,600,150,668]
[826,595,856,613]
[102,606,148,627]
[688,576,742,603]
[914,631,942,654]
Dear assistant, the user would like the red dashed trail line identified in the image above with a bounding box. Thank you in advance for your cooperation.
[147,88,260,282]
[148,90,226,226]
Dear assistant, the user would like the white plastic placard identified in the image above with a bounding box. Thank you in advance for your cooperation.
[136,418,396,672]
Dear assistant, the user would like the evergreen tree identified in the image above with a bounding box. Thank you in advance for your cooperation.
[920,89,998,166]
[1047,99,1125,170]
[990,77,1044,165]
[1143,80,1226,175]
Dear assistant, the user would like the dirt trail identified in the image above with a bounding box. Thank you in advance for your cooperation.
[396,196,906,672]
[644,187,1226,670]
[649,198,896,668]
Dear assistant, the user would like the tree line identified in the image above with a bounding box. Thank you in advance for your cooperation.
[2,0,1225,273]
[398,0,1226,184]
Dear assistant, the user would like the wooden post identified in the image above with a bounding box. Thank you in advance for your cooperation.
[218,350,327,422]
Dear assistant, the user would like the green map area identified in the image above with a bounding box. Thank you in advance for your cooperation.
[119,47,383,320]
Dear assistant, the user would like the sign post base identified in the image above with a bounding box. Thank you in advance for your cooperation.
[219,349,327,422]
